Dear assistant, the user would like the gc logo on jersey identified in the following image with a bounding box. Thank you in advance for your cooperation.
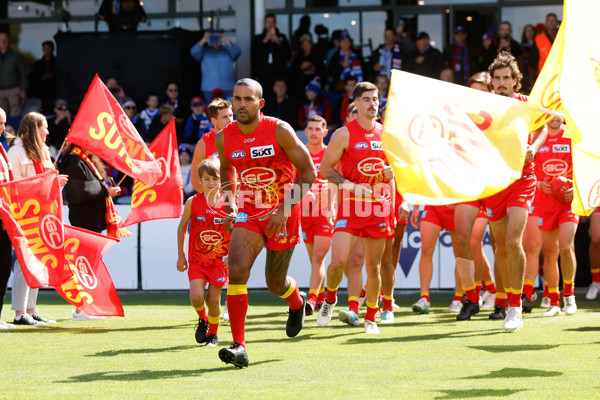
[200,230,223,245]
[370,141,382,150]
[553,144,570,153]
[542,159,568,176]
[231,150,246,160]
[355,142,368,150]
[240,167,276,188]
[357,157,384,176]
[251,144,274,159]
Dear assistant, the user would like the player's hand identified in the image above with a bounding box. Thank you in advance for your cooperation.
[398,202,410,222]
[353,183,373,199]
[177,255,188,272]
[562,185,574,202]
[525,144,535,162]
[540,177,552,194]
[260,207,288,239]
[107,186,121,197]
[383,165,394,180]
[224,211,237,234]
[58,174,69,188]
[410,210,420,229]
[223,255,229,269]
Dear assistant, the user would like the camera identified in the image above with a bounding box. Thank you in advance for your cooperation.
[209,32,221,47]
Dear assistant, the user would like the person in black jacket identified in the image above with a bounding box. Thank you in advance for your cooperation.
[251,13,291,99]
[59,143,120,233]
[406,32,443,79]
[29,40,57,115]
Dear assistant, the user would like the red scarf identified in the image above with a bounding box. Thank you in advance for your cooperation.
[72,147,132,238]
[0,145,13,183]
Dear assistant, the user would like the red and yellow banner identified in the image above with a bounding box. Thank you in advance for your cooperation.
[124,119,183,226]
[66,75,162,186]
[383,70,538,205]
[0,171,67,287]
[55,225,124,317]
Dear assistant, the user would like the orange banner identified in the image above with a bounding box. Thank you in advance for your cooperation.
[124,119,183,226]
[66,75,162,186]
[0,171,67,287]
[55,225,123,317]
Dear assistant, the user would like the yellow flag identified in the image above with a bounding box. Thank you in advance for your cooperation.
[560,0,600,215]
[382,70,538,205]
[528,23,565,133]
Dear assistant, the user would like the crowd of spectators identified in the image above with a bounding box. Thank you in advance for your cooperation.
[0,12,561,204]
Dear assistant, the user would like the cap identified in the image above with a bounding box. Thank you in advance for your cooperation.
[191,96,205,106]
[299,33,312,43]
[122,98,136,108]
[54,99,68,109]
[305,77,321,95]
[339,29,351,41]
[416,32,430,40]
[178,143,193,155]
[482,32,496,41]
[454,26,467,34]
[211,88,225,100]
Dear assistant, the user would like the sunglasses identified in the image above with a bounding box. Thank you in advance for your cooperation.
[124,106,136,110]
[56,106,67,111]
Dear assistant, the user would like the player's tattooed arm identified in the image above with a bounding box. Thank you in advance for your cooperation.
[320,127,349,186]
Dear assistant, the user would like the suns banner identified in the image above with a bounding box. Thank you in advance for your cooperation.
[382,70,538,205]
[55,225,124,317]
[66,75,162,186]
[0,171,67,287]
[124,119,183,226]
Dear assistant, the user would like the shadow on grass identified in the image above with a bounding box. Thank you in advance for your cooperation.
[3,324,186,334]
[468,344,559,353]
[344,329,503,344]
[466,367,562,379]
[564,326,600,332]
[248,330,362,344]
[88,345,198,357]
[434,389,527,399]
[59,359,281,382]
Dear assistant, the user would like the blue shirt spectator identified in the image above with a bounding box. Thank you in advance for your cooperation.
[182,96,213,145]
[190,32,241,102]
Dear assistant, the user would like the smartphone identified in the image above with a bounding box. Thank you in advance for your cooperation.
[209,33,220,46]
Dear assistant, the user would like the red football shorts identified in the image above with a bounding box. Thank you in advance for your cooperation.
[421,205,455,231]
[301,215,334,244]
[233,205,301,250]
[188,264,229,286]
[483,175,536,222]
[531,193,579,231]
[334,199,391,240]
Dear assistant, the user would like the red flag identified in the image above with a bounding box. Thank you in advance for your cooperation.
[124,119,183,226]
[0,171,67,287]
[55,225,124,317]
[65,75,162,186]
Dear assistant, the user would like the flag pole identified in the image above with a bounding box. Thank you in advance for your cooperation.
[53,140,68,168]
[539,107,564,118]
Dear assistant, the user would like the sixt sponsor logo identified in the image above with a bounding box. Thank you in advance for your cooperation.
[355,142,368,150]
[370,141,382,150]
[553,144,570,153]
[214,217,225,224]
[251,144,274,159]
[230,150,246,159]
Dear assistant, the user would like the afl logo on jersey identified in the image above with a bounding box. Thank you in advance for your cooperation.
[357,157,384,176]
[355,142,368,150]
[200,230,223,245]
[370,141,382,150]
[251,144,275,158]
[240,167,277,188]
[231,150,246,159]
[542,159,568,176]
[539,146,550,153]
[314,163,321,171]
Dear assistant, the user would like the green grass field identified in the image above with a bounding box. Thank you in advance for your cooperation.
[1,290,599,399]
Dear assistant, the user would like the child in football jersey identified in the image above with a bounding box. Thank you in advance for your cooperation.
[177,157,230,346]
